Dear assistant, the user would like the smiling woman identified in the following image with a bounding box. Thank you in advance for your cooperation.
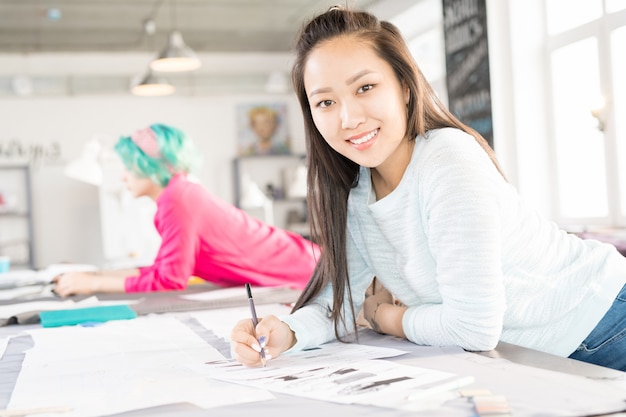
[229,6,626,373]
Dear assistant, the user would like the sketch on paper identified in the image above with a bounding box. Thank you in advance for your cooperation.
[202,342,462,411]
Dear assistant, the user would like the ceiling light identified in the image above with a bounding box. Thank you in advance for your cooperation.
[150,30,202,72]
[130,70,175,97]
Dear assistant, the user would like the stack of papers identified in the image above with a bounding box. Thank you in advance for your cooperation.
[0,270,47,290]
[0,263,98,290]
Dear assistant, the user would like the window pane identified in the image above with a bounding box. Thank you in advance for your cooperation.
[407,28,445,83]
[612,26,626,216]
[606,0,626,13]
[550,38,608,218]
[545,0,602,34]
[407,27,447,100]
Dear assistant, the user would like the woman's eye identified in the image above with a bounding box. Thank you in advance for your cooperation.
[357,84,374,94]
[317,99,334,108]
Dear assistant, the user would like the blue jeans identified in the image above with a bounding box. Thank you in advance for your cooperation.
[568,284,626,371]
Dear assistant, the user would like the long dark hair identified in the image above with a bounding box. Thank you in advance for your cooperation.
[291,7,504,340]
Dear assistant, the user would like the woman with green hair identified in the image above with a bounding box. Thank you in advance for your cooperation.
[53,123,320,295]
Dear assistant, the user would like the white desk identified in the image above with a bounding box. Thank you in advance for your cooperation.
[1,290,626,417]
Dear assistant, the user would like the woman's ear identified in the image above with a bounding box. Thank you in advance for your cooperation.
[404,85,410,105]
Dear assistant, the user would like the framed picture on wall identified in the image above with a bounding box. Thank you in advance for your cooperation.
[236,102,291,156]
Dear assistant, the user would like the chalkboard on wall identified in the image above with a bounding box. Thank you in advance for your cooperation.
[442,0,494,149]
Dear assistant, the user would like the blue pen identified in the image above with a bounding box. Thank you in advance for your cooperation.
[245,283,267,367]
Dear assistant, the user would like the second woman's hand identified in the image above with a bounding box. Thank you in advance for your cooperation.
[51,271,99,297]
[230,314,296,367]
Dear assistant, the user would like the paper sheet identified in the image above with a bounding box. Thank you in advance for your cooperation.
[0,299,72,318]
[0,264,97,301]
[192,305,626,416]
[0,335,8,360]
[200,341,467,412]
[189,303,293,341]
[0,284,54,301]
[194,323,626,417]
[0,270,43,288]
[6,315,273,417]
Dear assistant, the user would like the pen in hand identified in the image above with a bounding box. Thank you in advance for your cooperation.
[245,283,267,367]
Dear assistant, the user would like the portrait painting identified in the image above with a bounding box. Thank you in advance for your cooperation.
[237,103,290,156]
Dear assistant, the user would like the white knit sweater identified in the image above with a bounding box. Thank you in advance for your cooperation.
[283,128,626,357]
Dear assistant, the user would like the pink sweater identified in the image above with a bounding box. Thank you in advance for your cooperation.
[124,174,320,292]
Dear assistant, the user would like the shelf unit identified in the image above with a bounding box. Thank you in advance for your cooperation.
[232,154,309,236]
[0,162,35,269]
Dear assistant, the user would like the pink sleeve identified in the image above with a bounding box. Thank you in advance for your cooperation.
[124,197,197,292]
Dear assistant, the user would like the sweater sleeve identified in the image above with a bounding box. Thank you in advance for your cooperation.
[402,132,507,351]
[125,193,197,292]
[282,221,374,351]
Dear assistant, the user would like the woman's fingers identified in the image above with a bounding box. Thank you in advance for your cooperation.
[230,318,267,367]
[52,275,71,297]
[230,315,293,366]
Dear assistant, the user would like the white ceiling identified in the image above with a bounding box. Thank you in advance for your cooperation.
[0,0,421,53]
[0,0,437,96]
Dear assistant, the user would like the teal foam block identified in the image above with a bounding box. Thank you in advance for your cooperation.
[39,305,137,328]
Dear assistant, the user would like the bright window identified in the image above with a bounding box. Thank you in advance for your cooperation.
[606,0,626,13]
[545,1,626,226]
[550,38,607,218]
[545,0,602,34]
[612,26,626,217]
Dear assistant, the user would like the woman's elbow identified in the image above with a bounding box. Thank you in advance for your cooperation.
[149,274,188,291]
[452,319,502,352]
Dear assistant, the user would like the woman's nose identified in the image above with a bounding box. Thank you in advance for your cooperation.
[340,99,366,130]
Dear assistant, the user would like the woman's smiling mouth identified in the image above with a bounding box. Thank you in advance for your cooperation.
[348,129,379,145]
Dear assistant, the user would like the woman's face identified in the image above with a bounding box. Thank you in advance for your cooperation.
[122,168,160,199]
[304,36,410,171]
[251,111,278,142]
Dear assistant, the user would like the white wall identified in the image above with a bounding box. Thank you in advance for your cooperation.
[1,79,305,268]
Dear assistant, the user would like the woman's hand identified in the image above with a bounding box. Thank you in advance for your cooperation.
[52,270,127,297]
[52,272,99,297]
[230,314,296,367]
[362,278,394,333]
[362,278,407,338]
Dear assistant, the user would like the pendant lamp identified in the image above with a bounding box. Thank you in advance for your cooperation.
[150,0,201,72]
[151,30,202,72]
[131,70,175,96]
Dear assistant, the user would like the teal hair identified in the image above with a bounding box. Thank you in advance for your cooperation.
[114,123,201,187]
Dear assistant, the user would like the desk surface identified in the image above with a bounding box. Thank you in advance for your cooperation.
[1,289,626,417]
